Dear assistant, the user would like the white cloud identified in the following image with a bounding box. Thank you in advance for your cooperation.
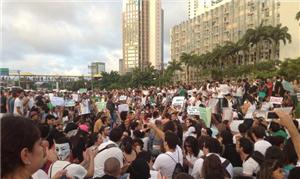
[2,0,186,75]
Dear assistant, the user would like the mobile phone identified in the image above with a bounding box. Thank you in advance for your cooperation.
[267,112,279,119]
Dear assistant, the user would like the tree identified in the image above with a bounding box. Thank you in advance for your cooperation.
[242,23,269,63]
[180,52,194,83]
[296,11,300,24]
[277,57,300,81]
[266,24,291,60]
[165,60,182,84]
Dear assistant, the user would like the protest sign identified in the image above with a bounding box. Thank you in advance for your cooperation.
[222,107,233,121]
[199,107,212,127]
[172,96,185,111]
[270,96,283,105]
[65,100,75,107]
[79,88,87,94]
[187,106,200,115]
[118,104,129,113]
[72,94,79,102]
[119,95,127,101]
[96,101,107,112]
[50,97,65,106]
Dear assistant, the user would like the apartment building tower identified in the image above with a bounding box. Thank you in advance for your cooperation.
[172,0,300,82]
[122,0,163,73]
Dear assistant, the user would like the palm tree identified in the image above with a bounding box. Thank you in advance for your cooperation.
[296,11,300,23]
[167,60,182,72]
[242,23,269,63]
[266,24,291,60]
[180,52,194,83]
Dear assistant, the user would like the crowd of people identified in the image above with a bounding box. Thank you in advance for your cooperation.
[1,77,300,179]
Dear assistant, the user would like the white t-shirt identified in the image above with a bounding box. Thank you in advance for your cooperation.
[32,169,49,179]
[93,140,123,178]
[254,139,272,156]
[244,104,256,119]
[48,160,87,179]
[28,97,35,110]
[191,153,233,179]
[13,97,24,116]
[153,145,183,179]
[186,153,201,175]
[235,86,244,97]
[243,157,260,176]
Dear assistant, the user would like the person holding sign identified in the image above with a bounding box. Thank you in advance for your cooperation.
[79,93,90,115]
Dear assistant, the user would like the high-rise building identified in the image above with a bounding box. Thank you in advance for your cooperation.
[122,0,163,73]
[122,0,141,73]
[89,62,105,77]
[172,0,300,82]
[119,58,124,75]
[188,0,224,19]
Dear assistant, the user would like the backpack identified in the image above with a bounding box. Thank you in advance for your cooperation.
[97,143,118,154]
[245,151,265,176]
[251,151,265,166]
[165,151,184,178]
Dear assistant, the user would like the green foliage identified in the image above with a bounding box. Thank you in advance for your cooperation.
[277,57,300,81]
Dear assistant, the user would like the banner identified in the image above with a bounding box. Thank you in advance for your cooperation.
[187,106,200,115]
[50,97,65,106]
[65,100,76,107]
[199,107,212,127]
[270,96,283,105]
[79,88,87,94]
[96,101,107,112]
[172,96,185,111]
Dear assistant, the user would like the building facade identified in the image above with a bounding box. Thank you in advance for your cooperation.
[172,0,300,82]
[122,0,163,73]
[119,58,124,75]
[122,0,141,73]
[89,62,105,77]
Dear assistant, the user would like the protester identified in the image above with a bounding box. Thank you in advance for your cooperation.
[1,76,300,179]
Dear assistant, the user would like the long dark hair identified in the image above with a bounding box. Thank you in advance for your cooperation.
[1,115,41,177]
[184,136,199,157]
[257,159,283,179]
[202,154,225,179]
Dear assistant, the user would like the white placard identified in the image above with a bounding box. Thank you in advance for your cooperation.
[270,96,283,105]
[50,97,65,106]
[119,95,127,101]
[187,106,200,115]
[65,100,76,107]
[118,104,129,113]
[172,96,185,111]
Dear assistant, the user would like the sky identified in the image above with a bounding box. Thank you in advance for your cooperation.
[1,0,188,75]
